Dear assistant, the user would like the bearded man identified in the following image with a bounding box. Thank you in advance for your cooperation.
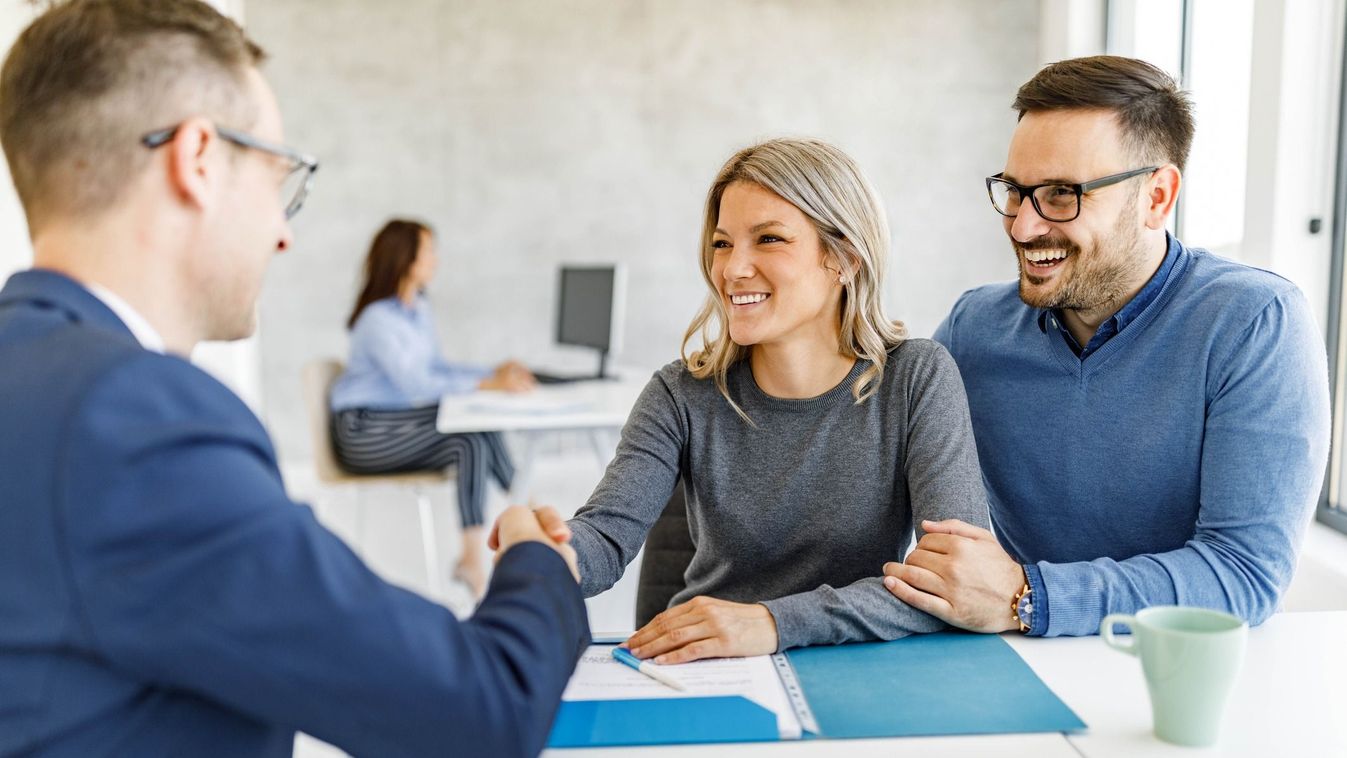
[881,56,1331,638]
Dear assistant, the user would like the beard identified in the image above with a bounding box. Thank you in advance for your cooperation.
[1014,199,1145,312]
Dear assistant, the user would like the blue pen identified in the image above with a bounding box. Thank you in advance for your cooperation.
[612,647,686,691]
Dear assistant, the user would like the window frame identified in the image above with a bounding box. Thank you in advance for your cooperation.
[1319,4,1347,536]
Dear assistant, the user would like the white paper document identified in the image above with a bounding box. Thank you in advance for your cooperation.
[561,644,802,739]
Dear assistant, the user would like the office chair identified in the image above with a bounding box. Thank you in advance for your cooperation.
[634,480,696,628]
[303,359,451,599]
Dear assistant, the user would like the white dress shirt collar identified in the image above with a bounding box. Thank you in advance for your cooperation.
[84,282,167,354]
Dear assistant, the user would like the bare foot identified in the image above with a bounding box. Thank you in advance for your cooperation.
[453,559,487,599]
[454,526,488,598]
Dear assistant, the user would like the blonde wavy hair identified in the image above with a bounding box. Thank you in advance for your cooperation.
[681,138,907,420]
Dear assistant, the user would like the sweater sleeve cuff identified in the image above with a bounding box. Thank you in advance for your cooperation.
[1023,562,1049,637]
[1035,560,1112,637]
[759,593,814,652]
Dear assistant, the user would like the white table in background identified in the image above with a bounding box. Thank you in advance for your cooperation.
[436,374,649,496]
[546,611,1347,757]
[436,376,649,434]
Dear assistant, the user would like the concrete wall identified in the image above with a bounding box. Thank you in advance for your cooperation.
[0,1,35,276]
[246,0,1040,464]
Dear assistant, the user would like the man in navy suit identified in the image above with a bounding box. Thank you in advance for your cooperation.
[0,2,589,756]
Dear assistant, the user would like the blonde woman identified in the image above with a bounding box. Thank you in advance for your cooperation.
[562,138,989,662]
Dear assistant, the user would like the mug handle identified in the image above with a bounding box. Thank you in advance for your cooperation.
[1101,613,1138,656]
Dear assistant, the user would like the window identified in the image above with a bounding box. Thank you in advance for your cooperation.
[1181,0,1255,257]
[1107,0,1256,257]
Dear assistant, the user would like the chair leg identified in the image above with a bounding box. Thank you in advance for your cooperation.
[509,430,538,502]
[415,487,444,599]
[586,428,614,469]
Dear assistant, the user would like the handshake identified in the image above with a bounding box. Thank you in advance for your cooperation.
[487,504,580,582]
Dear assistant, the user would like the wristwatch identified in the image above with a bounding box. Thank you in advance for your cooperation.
[1011,582,1033,633]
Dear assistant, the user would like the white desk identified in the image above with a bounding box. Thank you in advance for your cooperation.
[435,376,649,435]
[436,375,649,497]
[1011,610,1347,757]
[546,612,1347,757]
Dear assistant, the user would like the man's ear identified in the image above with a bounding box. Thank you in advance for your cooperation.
[1143,164,1181,231]
[164,116,220,214]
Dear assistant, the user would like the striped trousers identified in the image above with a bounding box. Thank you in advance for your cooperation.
[331,406,514,528]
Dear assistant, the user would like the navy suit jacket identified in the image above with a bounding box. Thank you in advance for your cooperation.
[0,270,590,757]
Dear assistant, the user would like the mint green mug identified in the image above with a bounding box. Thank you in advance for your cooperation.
[1101,606,1247,747]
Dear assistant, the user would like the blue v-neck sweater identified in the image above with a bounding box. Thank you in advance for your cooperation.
[935,238,1330,636]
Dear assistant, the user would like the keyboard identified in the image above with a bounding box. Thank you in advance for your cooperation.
[532,371,592,385]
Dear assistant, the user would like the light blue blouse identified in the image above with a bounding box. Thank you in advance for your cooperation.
[329,295,488,411]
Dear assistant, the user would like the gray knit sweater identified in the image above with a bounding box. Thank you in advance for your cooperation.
[568,338,990,651]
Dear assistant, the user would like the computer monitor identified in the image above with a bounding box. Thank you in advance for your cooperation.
[555,264,624,379]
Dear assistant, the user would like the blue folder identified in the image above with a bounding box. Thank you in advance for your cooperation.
[547,632,1086,748]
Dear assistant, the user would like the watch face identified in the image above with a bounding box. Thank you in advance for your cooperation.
[1017,594,1034,621]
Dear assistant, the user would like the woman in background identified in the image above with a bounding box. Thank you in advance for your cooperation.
[331,219,534,596]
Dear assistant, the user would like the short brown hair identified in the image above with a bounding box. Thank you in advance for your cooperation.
[1013,55,1194,172]
[0,0,266,233]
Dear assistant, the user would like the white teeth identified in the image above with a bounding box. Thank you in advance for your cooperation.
[1024,249,1068,263]
[731,293,769,305]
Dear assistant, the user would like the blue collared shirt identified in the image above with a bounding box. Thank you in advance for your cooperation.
[329,295,488,411]
[1038,234,1180,359]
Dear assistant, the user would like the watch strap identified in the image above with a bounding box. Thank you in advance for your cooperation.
[1011,582,1032,633]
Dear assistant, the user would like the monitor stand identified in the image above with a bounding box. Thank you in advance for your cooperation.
[594,349,613,381]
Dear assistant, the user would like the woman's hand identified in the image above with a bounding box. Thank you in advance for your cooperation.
[478,362,536,392]
[625,596,779,664]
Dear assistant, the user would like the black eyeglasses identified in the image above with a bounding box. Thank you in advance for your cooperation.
[985,166,1158,223]
[141,124,319,219]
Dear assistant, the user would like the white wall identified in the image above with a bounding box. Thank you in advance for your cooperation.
[0,1,35,275]
[248,0,1042,465]
[1038,0,1105,64]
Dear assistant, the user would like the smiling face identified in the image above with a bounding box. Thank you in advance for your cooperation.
[709,181,843,350]
[1002,109,1153,312]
